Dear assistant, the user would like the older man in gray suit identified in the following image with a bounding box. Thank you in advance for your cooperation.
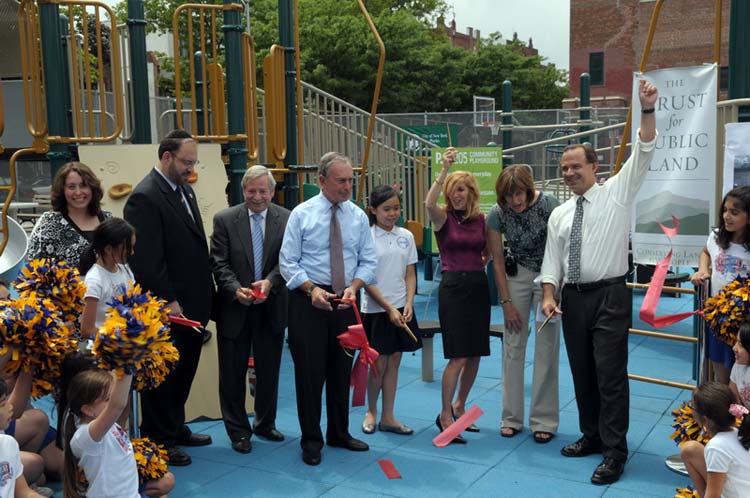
[210,165,290,454]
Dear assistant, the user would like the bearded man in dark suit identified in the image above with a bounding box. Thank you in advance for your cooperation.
[124,129,214,466]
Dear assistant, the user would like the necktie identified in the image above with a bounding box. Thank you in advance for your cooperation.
[251,213,264,281]
[568,195,585,283]
[178,186,195,222]
[330,204,345,295]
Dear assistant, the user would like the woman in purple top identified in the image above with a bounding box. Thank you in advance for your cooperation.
[426,146,491,444]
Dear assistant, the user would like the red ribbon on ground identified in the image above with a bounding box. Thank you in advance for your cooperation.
[432,405,484,448]
[336,299,379,407]
[638,216,702,328]
[377,459,402,479]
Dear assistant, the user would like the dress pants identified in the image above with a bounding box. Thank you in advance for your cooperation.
[140,323,203,446]
[561,281,630,462]
[502,265,560,433]
[287,287,356,453]
[217,305,285,441]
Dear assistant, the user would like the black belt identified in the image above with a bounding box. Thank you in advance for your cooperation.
[564,275,626,292]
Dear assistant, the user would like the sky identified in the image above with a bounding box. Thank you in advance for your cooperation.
[445,0,570,70]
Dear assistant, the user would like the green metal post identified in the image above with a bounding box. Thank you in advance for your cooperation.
[729,0,750,121]
[502,80,512,167]
[223,0,247,206]
[127,0,152,143]
[194,52,205,136]
[580,72,591,143]
[279,0,299,209]
[40,3,72,176]
[59,15,73,137]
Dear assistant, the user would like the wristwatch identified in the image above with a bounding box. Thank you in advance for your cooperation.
[500,298,512,304]
[306,285,317,297]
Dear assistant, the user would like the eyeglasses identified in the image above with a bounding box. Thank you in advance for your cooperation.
[172,153,200,168]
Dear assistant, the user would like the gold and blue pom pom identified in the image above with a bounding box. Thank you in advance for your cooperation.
[14,258,86,322]
[703,274,750,348]
[131,437,169,485]
[674,485,700,498]
[93,284,179,390]
[670,401,711,446]
[0,294,79,398]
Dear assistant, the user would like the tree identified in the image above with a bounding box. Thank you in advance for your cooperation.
[114,0,568,110]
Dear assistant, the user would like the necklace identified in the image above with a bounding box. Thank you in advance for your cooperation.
[452,210,467,224]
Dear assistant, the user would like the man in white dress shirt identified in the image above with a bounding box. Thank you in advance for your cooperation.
[540,79,658,485]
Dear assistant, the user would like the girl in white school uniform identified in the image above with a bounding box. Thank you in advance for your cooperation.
[360,185,422,435]
[730,323,750,409]
[680,382,750,498]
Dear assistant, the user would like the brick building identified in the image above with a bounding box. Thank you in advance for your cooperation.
[567,0,730,108]
[435,16,481,51]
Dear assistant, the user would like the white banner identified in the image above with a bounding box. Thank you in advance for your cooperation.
[724,122,750,191]
[631,64,717,266]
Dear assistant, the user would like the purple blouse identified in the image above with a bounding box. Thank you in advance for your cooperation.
[435,211,486,272]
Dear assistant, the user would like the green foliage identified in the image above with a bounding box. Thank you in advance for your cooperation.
[114,0,568,110]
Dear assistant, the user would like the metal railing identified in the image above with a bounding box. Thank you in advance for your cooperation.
[172,2,245,142]
[298,81,435,225]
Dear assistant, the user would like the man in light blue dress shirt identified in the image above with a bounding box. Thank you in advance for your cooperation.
[280,152,377,466]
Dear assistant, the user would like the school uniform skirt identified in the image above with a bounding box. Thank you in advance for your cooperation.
[363,307,422,356]
[438,271,491,359]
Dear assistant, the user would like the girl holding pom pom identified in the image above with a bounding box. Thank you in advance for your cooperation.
[680,382,750,498]
[62,370,174,498]
[691,186,750,384]
[79,218,136,341]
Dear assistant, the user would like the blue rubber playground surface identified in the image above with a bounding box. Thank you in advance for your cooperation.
[41,263,700,497]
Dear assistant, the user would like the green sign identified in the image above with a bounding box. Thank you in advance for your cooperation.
[402,125,459,147]
[432,147,503,213]
[427,147,503,252]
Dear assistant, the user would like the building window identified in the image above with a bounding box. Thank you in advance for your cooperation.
[589,52,604,86]
[720,66,729,92]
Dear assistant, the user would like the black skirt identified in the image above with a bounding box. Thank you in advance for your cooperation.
[438,271,491,359]
[363,307,422,356]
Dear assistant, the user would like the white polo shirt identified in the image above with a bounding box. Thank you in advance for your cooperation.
[361,225,417,313]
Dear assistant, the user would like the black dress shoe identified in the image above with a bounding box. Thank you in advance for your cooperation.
[177,431,212,447]
[436,415,466,444]
[166,447,192,466]
[591,457,624,485]
[560,436,602,457]
[231,437,252,454]
[202,329,212,344]
[302,449,321,466]
[254,427,285,442]
[326,437,369,451]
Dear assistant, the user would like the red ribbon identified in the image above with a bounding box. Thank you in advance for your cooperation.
[638,216,702,328]
[336,299,379,407]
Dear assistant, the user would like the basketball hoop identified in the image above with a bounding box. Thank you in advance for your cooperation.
[483,121,500,136]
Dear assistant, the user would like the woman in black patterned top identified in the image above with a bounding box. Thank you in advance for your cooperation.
[487,165,560,443]
[28,162,111,269]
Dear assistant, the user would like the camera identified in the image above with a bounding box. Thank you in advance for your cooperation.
[504,249,518,277]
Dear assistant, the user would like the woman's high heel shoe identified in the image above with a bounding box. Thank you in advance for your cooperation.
[435,414,467,444]
[452,408,480,433]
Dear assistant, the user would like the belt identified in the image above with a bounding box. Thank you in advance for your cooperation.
[564,274,626,292]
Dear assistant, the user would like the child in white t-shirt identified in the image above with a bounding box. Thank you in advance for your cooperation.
[731,323,750,409]
[360,185,422,436]
[680,382,750,498]
[79,218,136,340]
[62,370,174,498]
[0,376,44,498]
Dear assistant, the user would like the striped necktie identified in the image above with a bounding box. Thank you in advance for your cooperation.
[251,213,264,281]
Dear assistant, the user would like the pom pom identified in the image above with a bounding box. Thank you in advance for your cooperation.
[14,259,86,322]
[703,274,750,348]
[93,284,179,390]
[674,485,700,498]
[0,294,79,397]
[131,437,169,485]
[670,401,711,446]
